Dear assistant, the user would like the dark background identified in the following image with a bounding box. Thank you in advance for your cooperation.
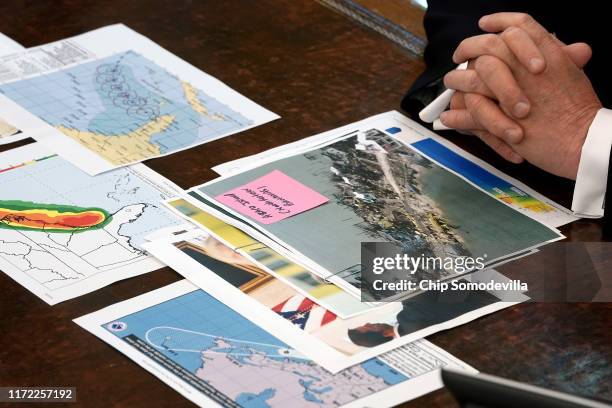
[0,1,610,407]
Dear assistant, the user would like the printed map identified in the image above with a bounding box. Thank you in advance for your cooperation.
[105,289,410,408]
[0,147,183,297]
[0,51,253,166]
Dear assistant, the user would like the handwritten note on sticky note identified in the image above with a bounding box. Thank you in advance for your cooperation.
[215,170,329,224]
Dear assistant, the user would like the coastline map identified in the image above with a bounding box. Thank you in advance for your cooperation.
[0,51,253,167]
[104,288,415,408]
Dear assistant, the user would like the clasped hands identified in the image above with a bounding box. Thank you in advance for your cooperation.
[439,12,602,179]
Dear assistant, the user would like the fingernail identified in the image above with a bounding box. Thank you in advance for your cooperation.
[513,101,530,118]
[504,128,522,143]
[510,152,524,163]
[529,57,544,72]
[479,16,489,25]
[439,111,449,123]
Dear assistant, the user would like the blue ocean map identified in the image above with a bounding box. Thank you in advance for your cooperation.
[0,51,253,165]
[104,289,408,407]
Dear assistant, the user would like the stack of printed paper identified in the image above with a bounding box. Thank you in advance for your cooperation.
[182,111,569,301]
[0,24,278,304]
[139,221,529,372]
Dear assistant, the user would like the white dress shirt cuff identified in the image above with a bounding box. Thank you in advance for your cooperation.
[572,108,612,217]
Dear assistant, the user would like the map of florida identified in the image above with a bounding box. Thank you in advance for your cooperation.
[0,200,111,233]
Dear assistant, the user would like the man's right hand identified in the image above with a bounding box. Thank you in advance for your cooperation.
[440,13,602,179]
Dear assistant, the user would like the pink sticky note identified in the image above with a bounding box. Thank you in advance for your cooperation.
[215,170,329,224]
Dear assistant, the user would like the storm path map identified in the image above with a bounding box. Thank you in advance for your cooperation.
[75,280,474,408]
[0,143,186,304]
[0,51,255,171]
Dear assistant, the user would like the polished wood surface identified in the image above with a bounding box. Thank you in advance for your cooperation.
[0,1,610,407]
[354,0,426,38]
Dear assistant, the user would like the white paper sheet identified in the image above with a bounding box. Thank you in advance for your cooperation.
[0,33,23,53]
[0,32,28,145]
[0,24,279,175]
[0,35,94,83]
[0,142,189,304]
[143,229,526,373]
[74,279,477,408]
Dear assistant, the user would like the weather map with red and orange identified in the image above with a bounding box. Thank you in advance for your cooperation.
[0,200,111,233]
[0,143,185,304]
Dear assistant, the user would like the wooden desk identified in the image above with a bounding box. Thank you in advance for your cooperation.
[0,1,610,407]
